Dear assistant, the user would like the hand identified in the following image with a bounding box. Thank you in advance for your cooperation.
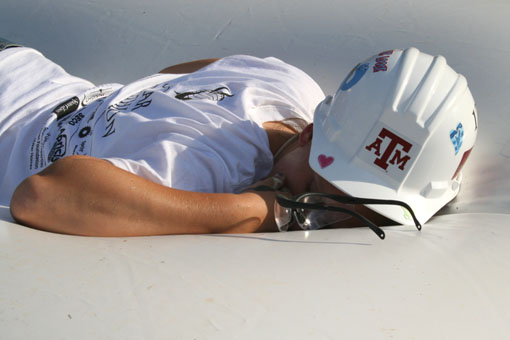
[240,173,292,232]
[244,173,287,192]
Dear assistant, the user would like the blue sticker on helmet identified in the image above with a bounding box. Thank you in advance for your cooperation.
[450,123,464,155]
[340,63,369,91]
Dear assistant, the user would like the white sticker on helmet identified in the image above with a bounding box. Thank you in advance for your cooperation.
[359,124,420,183]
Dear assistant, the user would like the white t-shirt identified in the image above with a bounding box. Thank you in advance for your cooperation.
[0,47,324,205]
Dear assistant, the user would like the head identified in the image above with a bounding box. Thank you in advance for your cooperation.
[305,47,477,226]
[272,123,394,228]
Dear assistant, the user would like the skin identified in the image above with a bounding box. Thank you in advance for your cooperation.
[158,59,219,74]
[267,123,393,230]
[9,58,391,236]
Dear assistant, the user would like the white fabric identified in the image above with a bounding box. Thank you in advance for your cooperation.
[0,48,324,205]
[0,48,98,204]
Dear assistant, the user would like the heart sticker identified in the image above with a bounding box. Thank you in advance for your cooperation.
[318,154,334,168]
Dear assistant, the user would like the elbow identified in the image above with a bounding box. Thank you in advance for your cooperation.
[10,175,45,227]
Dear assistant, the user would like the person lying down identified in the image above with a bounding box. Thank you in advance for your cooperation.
[0,42,477,239]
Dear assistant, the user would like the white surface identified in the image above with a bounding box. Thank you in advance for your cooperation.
[1,0,510,339]
[1,207,509,339]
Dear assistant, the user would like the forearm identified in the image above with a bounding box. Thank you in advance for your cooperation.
[10,156,276,237]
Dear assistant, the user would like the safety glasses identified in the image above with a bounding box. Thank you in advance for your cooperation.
[274,192,422,240]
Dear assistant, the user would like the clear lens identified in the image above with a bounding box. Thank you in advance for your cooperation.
[295,196,354,230]
[274,200,293,232]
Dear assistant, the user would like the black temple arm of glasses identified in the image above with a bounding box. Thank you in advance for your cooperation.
[249,186,421,235]
[276,195,386,239]
[299,193,422,231]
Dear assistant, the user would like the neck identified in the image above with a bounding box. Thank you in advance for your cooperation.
[274,134,299,160]
[262,121,299,159]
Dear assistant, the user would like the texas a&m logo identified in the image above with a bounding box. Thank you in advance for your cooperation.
[365,128,413,172]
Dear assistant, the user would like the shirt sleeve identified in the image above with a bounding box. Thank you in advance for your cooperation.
[183,55,326,124]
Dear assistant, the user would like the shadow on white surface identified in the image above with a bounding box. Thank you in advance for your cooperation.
[207,233,373,246]
[0,205,13,223]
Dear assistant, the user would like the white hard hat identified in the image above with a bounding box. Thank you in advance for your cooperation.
[310,47,478,226]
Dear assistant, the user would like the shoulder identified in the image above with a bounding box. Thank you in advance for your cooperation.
[210,55,325,100]
[212,55,313,79]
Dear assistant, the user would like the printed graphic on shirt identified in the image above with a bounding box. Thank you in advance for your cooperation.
[46,105,98,164]
[29,114,79,170]
[82,85,116,106]
[99,90,154,138]
[29,99,104,170]
[30,81,233,170]
[29,126,49,171]
[47,126,68,163]
[175,86,233,101]
[53,96,80,120]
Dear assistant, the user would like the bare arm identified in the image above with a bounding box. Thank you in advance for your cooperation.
[10,155,278,237]
[158,58,219,74]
